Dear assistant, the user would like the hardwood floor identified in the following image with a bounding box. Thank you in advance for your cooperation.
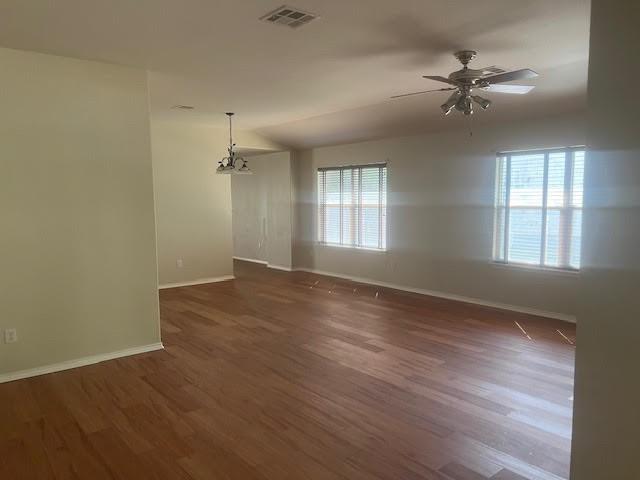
[0,260,576,479]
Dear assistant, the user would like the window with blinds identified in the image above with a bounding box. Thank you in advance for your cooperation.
[317,164,387,250]
[493,147,585,270]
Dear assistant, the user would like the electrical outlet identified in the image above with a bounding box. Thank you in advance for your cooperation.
[176,258,183,268]
[4,328,17,344]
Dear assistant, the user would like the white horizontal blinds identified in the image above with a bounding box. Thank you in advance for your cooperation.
[380,167,387,249]
[317,164,387,249]
[544,152,567,267]
[569,151,585,269]
[341,168,359,246]
[493,148,585,269]
[317,171,326,243]
[361,166,382,249]
[493,156,508,260]
[508,152,545,264]
[321,169,341,244]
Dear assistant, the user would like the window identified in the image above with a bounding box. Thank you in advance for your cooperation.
[493,147,584,270]
[317,164,387,250]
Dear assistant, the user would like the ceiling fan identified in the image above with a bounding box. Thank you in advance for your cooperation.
[391,50,538,115]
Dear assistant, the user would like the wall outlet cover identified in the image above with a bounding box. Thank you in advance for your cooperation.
[4,328,17,344]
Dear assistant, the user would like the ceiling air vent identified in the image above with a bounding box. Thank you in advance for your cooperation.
[260,5,318,29]
[171,105,195,110]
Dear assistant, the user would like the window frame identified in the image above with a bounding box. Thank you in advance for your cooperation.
[316,163,388,251]
[492,146,584,272]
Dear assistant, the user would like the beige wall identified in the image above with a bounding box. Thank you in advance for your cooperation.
[231,151,293,269]
[152,120,281,285]
[293,113,586,319]
[266,152,293,269]
[570,1,640,478]
[0,47,160,376]
[231,154,270,263]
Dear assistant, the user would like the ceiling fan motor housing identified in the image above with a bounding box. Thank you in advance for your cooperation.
[449,51,497,85]
[449,68,492,84]
[453,50,477,66]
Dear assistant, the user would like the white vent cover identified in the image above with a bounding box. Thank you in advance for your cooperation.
[260,5,318,28]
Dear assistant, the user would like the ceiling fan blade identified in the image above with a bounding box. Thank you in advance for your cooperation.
[391,87,457,99]
[422,75,458,85]
[481,84,535,94]
[476,65,506,75]
[483,68,538,84]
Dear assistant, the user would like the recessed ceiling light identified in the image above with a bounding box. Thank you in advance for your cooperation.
[260,5,318,29]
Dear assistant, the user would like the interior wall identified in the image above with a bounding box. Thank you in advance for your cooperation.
[266,152,293,269]
[231,151,293,269]
[0,47,160,376]
[151,120,280,286]
[231,154,270,263]
[293,113,586,319]
[570,1,640,478]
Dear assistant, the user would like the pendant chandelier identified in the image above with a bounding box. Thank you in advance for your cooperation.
[216,112,252,175]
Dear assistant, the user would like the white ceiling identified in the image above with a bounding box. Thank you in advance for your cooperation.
[0,0,590,148]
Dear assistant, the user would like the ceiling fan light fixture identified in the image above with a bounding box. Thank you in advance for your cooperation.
[472,95,491,110]
[455,94,471,112]
[441,91,461,115]
[454,94,473,115]
[440,104,454,115]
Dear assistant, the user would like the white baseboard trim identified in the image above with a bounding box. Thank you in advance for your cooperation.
[295,267,576,324]
[158,275,234,290]
[233,257,293,272]
[0,342,165,384]
[267,264,293,272]
[233,256,267,265]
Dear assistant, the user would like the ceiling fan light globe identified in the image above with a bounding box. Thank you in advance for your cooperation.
[440,103,454,115]
[441,91,461,115]
[472,95,491,110]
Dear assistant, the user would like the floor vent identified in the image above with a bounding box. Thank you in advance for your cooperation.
[260,5,318,29]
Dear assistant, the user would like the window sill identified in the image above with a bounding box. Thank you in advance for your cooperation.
[491,261,580,276]
[317,243,387,253]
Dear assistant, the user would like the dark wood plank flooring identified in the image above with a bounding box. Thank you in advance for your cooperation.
[0,260,576,479]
